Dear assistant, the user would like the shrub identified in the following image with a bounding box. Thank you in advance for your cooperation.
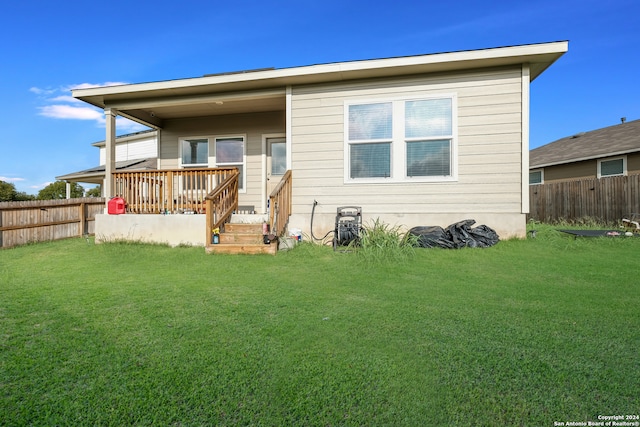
[354,218,418,263]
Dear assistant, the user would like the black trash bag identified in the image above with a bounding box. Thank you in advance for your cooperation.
[446,219,499,248]
[408,226,455,249]
[467,224,500,248]
[408,220,499,249]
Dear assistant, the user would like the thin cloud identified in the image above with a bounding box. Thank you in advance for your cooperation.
[39,105,104,121]
[33,81,149,133]
[49,95,83,104]
[29,87,57,95]
[0,176,25,182]
[30,182,53,190]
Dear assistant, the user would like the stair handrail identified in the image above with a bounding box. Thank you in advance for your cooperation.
[268,170,292,237]
[205,169,239,237]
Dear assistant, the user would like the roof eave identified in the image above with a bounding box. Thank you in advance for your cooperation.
[73,41,568,108]
[531,148,640,169]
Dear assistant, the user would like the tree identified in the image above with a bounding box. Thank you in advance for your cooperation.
[0,180,17,201]
[86,185,102,198]
[37,181,85,200]
[14,191,35,201]
[0,181,35,201]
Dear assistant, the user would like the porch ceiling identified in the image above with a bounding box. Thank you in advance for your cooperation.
[116,89,286,127]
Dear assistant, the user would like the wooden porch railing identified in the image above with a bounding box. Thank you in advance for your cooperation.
[112,167,238,214]
[205,169,240,241]
[269,170,292,237]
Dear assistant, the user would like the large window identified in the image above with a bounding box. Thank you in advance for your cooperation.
[346,96,455,182]
[181,138,208,166]
[216,136,245,190]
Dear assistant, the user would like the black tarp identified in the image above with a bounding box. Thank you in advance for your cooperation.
[559,229,639,238]
[408,219,499,249]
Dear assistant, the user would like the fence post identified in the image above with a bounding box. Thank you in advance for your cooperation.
[0,206,3,248]
[79,201,86,236]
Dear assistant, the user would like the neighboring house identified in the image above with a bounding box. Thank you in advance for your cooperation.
[529,118,640,184]
[57,129,158,188]
[71,41,568,248]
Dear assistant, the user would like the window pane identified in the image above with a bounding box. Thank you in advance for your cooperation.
[270,141,286,175]
[182,139,208,164]
[529,171,542,184]
[600,159,623,176]
[349,103,392,140]
[350,143,391,178]
[405,99,452,138]
[406,140,451,177]
[216,138,244,163]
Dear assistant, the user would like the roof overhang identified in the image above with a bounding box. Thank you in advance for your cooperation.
[56,158,158,184]
[73,41,568,129]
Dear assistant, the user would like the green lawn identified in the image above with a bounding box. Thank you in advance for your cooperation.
[1,226,639,426]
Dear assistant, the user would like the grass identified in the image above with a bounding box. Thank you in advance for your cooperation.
[1,226,639,426]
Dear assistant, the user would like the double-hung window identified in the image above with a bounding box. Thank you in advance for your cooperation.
[404,99,453,178]
[348,102,393,179]
[346,96,456,182]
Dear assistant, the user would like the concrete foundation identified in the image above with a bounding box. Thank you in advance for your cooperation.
[288,212,527,241]
[95,214,206,247]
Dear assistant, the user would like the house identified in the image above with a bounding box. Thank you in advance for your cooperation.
[71,41,568,250]
[529,118,640,184]
[528,118,640,224]
[56,129,158,187]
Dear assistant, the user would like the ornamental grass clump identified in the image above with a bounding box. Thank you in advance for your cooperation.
[354,218,418,263]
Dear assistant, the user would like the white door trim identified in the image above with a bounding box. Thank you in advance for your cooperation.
[261,133,286,214]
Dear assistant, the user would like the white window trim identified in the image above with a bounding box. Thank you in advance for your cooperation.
[214,134,247,193]
[597,155,627,178]
[343,94,458,184]
[529,169,544,185]
[178,134,247,193]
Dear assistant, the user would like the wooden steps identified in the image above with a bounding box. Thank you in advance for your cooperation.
[205,222,277,255]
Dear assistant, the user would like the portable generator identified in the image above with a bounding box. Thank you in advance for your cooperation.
[333,206,362,250]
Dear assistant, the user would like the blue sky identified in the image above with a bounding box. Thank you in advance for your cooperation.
[1,0,638,194]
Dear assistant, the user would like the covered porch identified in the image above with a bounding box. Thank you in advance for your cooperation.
[72,71,294,253]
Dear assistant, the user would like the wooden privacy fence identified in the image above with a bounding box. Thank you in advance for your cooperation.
[528,174,640,223]
[0,198,105,249]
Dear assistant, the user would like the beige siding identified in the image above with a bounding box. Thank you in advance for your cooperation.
[159,111,285,211]
[289,67,526,237]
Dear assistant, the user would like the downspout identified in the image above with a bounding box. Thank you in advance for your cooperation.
[104,108,117,211]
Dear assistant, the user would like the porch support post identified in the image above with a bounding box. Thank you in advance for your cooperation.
[104,108,118,207]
